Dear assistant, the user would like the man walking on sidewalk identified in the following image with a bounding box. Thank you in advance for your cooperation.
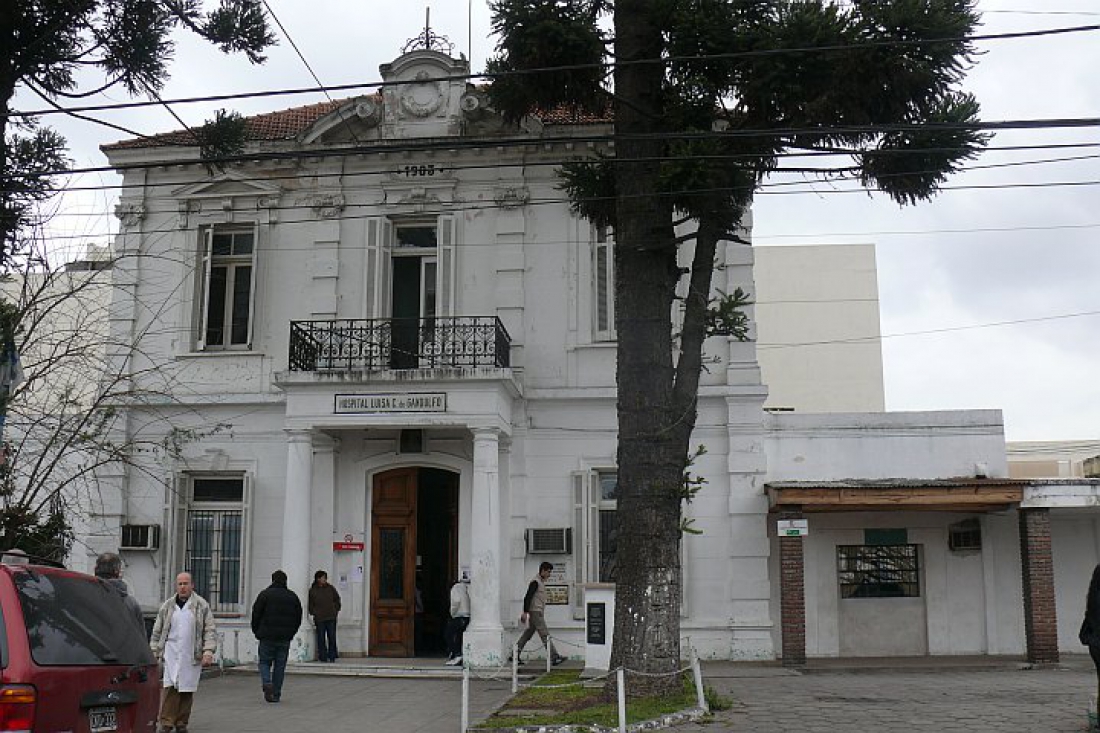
[150,572,217,733]
[251,570,303,703]
[513,562,565,666]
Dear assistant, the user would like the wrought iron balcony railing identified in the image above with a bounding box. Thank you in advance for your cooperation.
[289,317,512,371]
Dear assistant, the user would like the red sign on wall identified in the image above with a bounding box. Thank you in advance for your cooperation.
[333,542,365,551]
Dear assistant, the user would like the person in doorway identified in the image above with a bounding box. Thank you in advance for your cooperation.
[445,571,471,665]
[251,570,303,703]
[1081,563,1100,722]
[150,572,217,733]
[308,570,341,663]
[513,561,565,666]
[95,551,145,633]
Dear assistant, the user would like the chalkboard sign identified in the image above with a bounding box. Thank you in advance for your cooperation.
[586,602,606,645]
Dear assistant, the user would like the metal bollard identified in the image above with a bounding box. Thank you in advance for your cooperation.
[691,647,708,713]
[545,639,552,674]
[617,667,627,733]
[512,642,519,694]
[461,663,470,733]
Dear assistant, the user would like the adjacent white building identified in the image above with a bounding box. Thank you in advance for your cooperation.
[83,43,1095,666]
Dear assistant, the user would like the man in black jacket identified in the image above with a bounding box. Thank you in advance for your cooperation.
[251,570,303,703]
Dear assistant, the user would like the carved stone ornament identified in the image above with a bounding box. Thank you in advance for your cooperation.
[177,200,198,229]
[310,193,346,219]
[399,71,445,118]
[113,202,146,227]
[493,187,530,210]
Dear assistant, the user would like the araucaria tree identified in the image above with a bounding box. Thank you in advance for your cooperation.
[489,0,986,693]
[0,0,276,266]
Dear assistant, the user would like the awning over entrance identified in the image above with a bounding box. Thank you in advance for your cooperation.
[766,478,1028,513]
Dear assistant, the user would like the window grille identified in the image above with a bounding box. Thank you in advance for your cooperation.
[185,477,246,613]
[948,519,982,552]
[837,544,921,599]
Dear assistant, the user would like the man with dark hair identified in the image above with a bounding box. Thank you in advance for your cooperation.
[95,551,144,632]
[251,570,302,703]
[513,561,565,666]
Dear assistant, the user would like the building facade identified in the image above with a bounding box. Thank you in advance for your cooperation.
[86,46,1096,666]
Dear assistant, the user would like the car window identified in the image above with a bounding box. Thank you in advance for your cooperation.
[14,571,154,666]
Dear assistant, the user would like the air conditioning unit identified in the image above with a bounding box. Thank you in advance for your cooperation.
[525,528,572,555]
[121,524,161,551]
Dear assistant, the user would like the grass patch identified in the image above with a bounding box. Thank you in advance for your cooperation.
[477,670,700,729]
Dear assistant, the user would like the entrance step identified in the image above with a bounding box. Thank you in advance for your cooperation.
[287,660,464,679]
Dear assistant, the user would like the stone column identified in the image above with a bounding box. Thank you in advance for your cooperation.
[778,509,807,667]
[1019,508,1059,664]
[283,428,314,661]
[465,427,504,664]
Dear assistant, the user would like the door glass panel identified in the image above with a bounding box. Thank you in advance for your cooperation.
[205,266,227,345]
[379,528,406,600]
[230,265,252,345]
[423,260,437,320]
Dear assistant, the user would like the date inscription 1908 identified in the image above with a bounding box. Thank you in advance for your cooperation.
[403,164,436,177]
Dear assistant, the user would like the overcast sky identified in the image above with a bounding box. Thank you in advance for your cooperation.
[20,0,1100,443]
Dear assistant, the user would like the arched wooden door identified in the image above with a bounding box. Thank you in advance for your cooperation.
[369,468,417,657]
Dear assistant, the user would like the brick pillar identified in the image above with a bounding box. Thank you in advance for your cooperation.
[1018,508,1059,664]
[779,510,806,667]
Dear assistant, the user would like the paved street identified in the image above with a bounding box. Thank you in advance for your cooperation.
[187,657,1098,732]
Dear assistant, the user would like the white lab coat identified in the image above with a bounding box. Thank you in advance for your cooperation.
[161,604,202,692]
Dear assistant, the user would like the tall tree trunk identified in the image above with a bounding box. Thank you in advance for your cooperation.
[608,0,687,698]
[0,0,17,269]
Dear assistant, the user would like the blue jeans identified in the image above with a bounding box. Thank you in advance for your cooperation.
[315,619,338,662]
[257,640,290,699]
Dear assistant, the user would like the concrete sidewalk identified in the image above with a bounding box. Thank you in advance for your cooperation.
[187,656,1098,732]
[692,655,1098,732]
[188,672,513,733]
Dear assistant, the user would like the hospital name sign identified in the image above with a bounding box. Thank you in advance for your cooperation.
[335,392,447,413]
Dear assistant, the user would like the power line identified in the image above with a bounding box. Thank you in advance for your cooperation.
[30,145,1100,207]
[758,309,1100,350]
[7,22,1100,120]
[16,117,1100,180]
[258,0,361,146]
[753,222,1100,241]
[34,174,1100,244]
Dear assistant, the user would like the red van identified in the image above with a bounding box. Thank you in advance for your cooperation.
[0,554,159,732]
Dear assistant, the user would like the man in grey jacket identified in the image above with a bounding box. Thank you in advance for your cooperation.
[95,552,145,634]
[513,561,565,666]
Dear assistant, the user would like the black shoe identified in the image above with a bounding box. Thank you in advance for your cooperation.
[262,683,275,703]
[552,655,566,666]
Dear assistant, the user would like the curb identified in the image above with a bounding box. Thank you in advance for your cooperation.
[467,706,709,733]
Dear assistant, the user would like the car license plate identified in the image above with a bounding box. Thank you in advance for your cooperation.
[88,706,117,733]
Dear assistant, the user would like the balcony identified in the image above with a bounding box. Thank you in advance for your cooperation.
[288,317,512,371]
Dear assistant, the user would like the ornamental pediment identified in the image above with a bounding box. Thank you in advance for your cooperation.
[172,171,283,200]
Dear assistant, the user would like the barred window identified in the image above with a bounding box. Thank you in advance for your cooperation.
[185,477,245,613]
[837,544,921,599]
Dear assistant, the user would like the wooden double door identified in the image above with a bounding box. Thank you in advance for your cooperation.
[368,467,458,657]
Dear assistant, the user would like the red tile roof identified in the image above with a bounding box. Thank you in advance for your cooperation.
[101,96,612,151]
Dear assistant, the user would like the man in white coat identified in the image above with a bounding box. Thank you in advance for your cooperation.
[150,573,218,733]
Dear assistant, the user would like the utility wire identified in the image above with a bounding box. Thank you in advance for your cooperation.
[258,0,362,146]
[17,116,1100,180]
[28,144,1100,206]
[758,309,1100,350]
[7,22,1100,120]
[35,176,1100,244]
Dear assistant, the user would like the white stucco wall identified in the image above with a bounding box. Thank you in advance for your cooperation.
[764,409,1008,481]
[754,244,885,413]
